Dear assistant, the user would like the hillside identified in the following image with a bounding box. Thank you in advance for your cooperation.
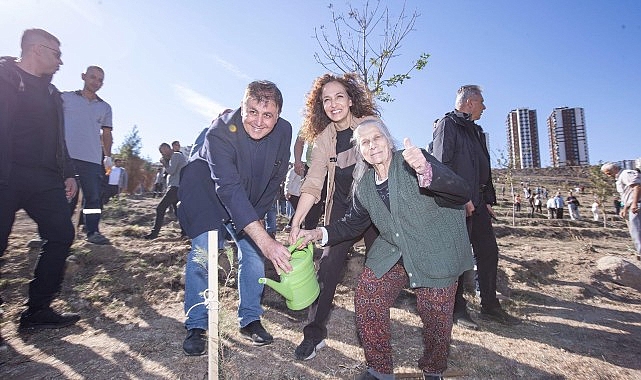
[1,167,640,379]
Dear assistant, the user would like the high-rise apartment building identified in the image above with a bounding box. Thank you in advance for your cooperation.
[506,108,540,168]
[547,107,589,167]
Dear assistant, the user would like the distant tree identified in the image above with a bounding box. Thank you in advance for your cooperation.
[119,125,142,158]
[314,0,429,102]
[118,126,153,194]
[588,165,615,228]
[495,149,516,226]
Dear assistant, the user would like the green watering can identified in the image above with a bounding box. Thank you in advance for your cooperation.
[258,242,320,311]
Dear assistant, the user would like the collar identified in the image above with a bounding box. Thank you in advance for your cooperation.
[333,114,357,132]
[453,109,472,120]
[74,89,104,102]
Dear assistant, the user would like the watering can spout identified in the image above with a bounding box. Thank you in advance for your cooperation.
[258,277,292,300]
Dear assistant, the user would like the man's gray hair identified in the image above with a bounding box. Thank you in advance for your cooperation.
[455,85,482,110]
[600,162,619,173]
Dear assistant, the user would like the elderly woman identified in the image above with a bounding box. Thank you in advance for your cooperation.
[295,118,473,380]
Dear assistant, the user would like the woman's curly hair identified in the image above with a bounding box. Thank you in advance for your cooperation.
[299,73,379,143]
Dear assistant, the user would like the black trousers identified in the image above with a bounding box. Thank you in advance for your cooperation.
[152,186,179,233]
[102,184,120,205]
[453,204,501,314]
[0,167,75,311]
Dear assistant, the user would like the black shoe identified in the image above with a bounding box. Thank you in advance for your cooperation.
[19,307,80,330]
[86,232,111,245]
[26,238,46,249]
[355,370,379,380]
[453,311,479,330]
[144,231,159,240]
[480,306,520,325]
[183,328,207,356]
[239,320,273,346]
[294,337,326,360]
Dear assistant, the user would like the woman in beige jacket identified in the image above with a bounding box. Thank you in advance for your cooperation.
[289,73,379,360]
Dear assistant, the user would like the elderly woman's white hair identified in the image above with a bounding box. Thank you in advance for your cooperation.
[350,117,398,201]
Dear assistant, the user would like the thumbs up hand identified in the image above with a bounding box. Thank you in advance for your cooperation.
[402,138,428,174]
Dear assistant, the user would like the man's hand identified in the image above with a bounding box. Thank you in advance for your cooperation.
[244,220,292,274]
[465,200,475,217]
[103,156,113,170]
[487,204,497,220]
[262,238,292,275]
[621,207,628,218]
[64,178,78,201]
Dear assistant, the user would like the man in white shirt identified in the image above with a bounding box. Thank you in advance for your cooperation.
[103,159,127,204]
[601,163,641,261]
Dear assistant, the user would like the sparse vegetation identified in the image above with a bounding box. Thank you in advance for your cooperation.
[1,168,640,379]
[314,0,429,102]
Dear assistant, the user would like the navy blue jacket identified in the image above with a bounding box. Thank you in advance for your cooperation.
[178,108,292,240]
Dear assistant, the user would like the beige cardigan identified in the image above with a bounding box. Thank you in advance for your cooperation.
[300,115,365,223]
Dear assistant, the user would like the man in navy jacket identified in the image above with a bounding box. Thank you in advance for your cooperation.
[178,81,293,355]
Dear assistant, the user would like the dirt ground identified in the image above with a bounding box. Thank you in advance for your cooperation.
[1,183,641,379]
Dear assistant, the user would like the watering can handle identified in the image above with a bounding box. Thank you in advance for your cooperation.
[287,239,313,259]
[287,238,303,254]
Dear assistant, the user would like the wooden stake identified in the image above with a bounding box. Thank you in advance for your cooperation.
[208,230,219,379]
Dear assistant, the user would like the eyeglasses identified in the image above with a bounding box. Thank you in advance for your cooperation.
[39,44,62,60]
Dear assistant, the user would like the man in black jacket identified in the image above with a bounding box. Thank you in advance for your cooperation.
[432,85,519,329]
[0,29,81,342]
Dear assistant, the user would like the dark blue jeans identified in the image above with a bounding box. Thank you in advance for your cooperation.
[0,166,75,311]
[71,159,104,236]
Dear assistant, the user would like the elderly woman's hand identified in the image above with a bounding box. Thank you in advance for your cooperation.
[402,138,430,175]
[294,228,322,248]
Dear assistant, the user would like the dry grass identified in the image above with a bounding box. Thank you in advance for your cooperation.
[1,168,641,379]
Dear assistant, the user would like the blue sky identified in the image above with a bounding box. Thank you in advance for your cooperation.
[1,0,639,167]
